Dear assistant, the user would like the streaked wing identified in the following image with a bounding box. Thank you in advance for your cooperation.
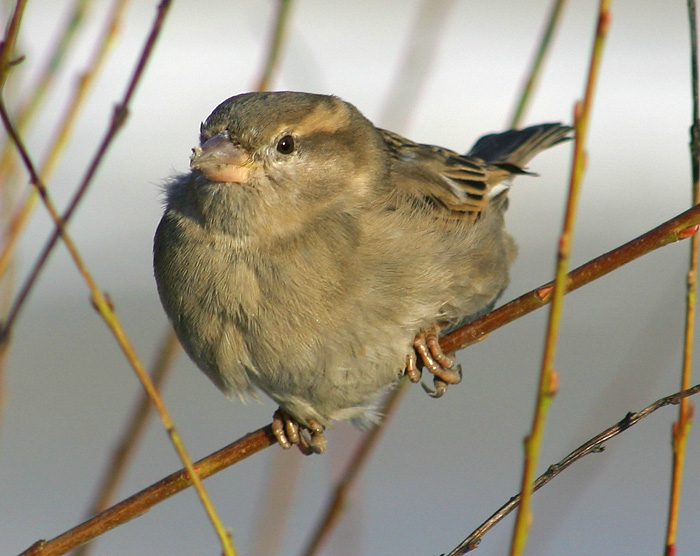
[380,128,511,221]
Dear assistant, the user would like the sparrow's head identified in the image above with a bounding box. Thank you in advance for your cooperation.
[190,92,386,220]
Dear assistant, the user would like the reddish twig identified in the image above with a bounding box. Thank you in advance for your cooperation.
[18,427,276,556]
[13,199,700,556]
[2,0,171,337]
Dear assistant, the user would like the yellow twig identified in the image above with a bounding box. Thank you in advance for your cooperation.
[509,2,611,555]
[665,1,699,554]
[72,328,180,556]
[0,98,235,556]
[0,0,127,280]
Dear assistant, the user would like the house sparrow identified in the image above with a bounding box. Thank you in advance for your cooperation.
[154,91,570,453]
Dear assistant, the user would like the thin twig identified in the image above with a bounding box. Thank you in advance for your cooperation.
[254,0,294,91]
[0,0,26,89]
[509,0,568,128]
[300,378,409,556]
[1,0,160,343]
[71,328,180,556]
[0,7,236,554]
[448,382,700,555]
[509,4,610,551]
[18,427,276,556]
[13,200,700,556]
[0,0,130,280]
[665,2,699,554]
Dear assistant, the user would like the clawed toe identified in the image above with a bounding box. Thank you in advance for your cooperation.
[272,409,327,455]
[408,325,462,397]
[421,364,462,398]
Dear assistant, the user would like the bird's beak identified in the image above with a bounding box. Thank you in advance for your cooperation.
[190,133,252,183]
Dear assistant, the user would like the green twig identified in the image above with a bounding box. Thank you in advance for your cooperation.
[508,3,611,555]
[13,196,700,556]
[509,0,568,128]
[254,0,294,91]
[450,383,700,554]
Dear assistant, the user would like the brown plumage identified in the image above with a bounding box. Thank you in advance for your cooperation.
[153,91,570,453]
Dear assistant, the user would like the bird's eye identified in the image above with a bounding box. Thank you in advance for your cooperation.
[276,135,295,155]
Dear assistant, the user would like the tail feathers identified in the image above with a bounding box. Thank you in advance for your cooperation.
[468,123,572,167]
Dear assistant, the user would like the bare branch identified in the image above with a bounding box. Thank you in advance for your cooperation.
[448,382,700,555]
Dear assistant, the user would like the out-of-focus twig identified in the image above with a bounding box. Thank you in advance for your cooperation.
[13,196,700,556]
[665,2,699,554]
[71,328,180,556]
[379,0,457,131]
[0,3,237,554]
[509,0,568,128]
[0,0,130,281]
[2,0,158,342]
[254,0,294,91]
[0,0,91,211]
[0,0,26,89]
[508,3,607,552]
[300,378,409,556]
[449,382,700,555]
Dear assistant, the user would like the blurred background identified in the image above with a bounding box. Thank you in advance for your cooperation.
[1,1,699,555]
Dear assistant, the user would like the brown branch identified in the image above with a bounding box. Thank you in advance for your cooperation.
[71,328,180,556]
[439,203,700,355]
[18,427,276,556]
[14,198,700,556]
[448,382,700,555]
[1,0,172,337]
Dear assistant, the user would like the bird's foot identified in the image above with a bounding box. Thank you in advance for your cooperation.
[405,325,462,398]
[271,408,327,455]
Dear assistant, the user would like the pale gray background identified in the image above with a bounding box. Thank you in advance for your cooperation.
[2,1,699,555]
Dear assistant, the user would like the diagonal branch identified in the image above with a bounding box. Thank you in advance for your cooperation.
[2,0,170,337]
[448,382,700,555]
[17,427,276,556]
[14,197,700,556]
[439,205,700,356]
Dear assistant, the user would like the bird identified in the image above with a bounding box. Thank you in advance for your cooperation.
[153,91,570,453]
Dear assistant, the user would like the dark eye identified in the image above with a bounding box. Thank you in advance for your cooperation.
[276,135,295,155]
